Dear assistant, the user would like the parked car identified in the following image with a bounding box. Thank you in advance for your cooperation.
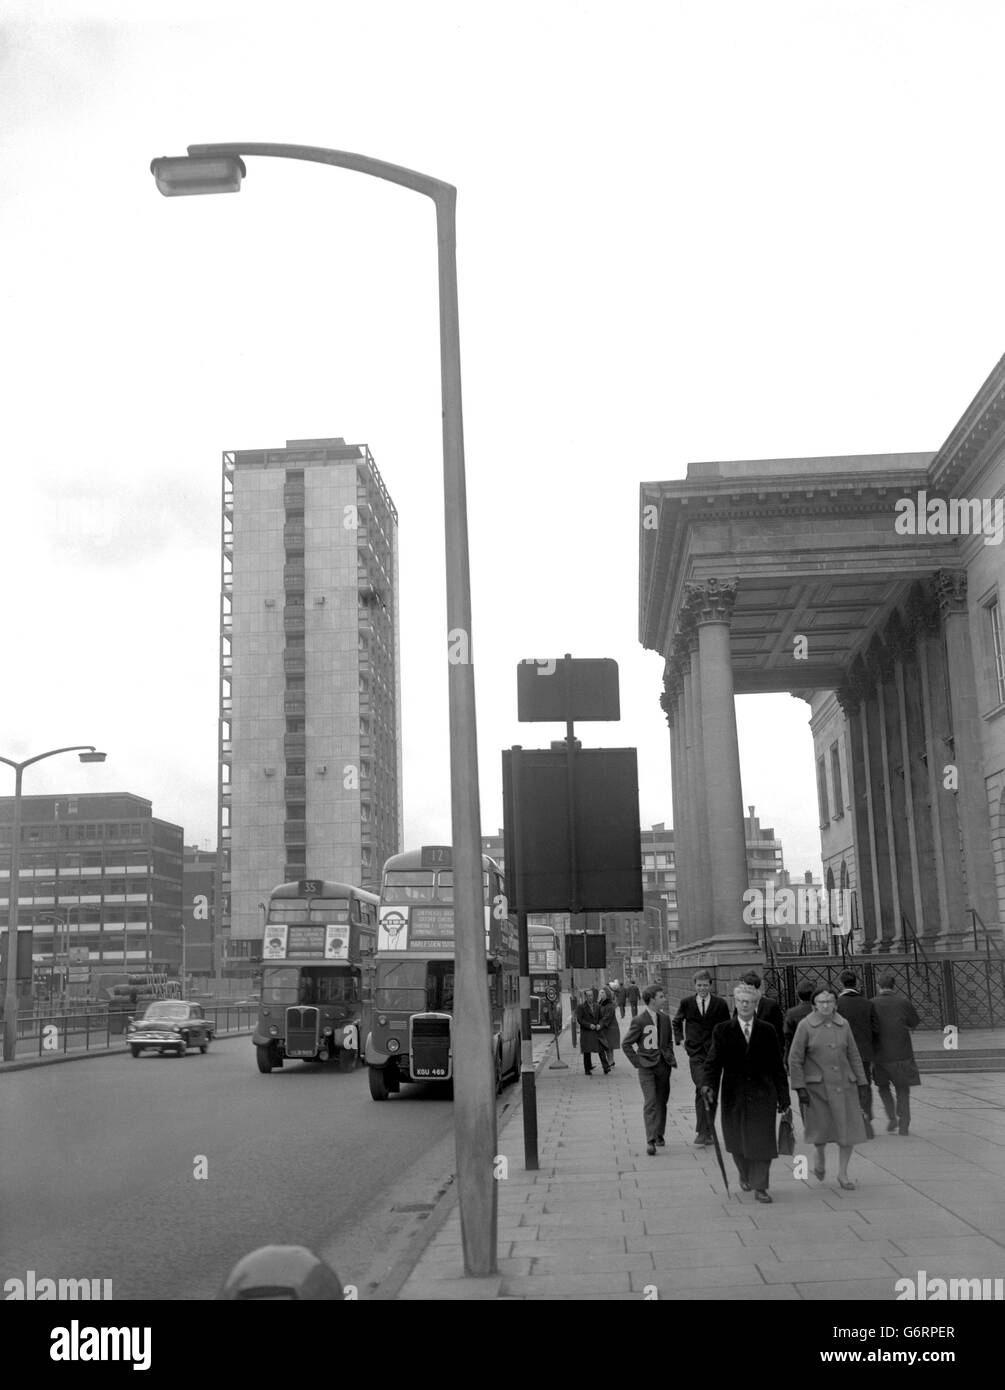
[127,1001,214,1058]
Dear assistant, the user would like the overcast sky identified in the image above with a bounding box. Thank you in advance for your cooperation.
[3,0,1004,884]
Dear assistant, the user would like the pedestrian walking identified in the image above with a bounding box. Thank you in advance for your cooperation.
[836,968,880,1122]
[701,983,789,1203]
[625,979,640,1018]
[576,988,611,1076]
[672,970,730,1146]
[788,985,870,1189]
[614,982,627,1019]
[598,986,620,1068]
[782,981,815,1068]
[622,984,676,1154]
[871,972,921,1136]
[733,970,785,1052]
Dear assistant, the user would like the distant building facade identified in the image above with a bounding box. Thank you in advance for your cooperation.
[182,844,218,981]
[0,793,183,990]
[221,438,402,965]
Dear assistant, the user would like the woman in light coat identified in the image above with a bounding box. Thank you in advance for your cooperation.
[788,985,869,1189]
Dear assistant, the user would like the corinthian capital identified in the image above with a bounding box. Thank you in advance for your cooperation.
[934,569,968,618]
[684,577,739,626]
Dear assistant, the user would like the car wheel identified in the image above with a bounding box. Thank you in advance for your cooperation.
[368,1065,390,1101]
[130,1045,141,1058]
[255,1045,274,1074]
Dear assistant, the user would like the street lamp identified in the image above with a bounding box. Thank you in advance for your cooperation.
[39,906,83,1008]
[151,144,493,1276]
[1,746,107,1060]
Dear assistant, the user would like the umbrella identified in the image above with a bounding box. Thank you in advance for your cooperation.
[702,1093,732,1197]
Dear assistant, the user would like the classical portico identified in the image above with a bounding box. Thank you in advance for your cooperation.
[640,438,1005,962]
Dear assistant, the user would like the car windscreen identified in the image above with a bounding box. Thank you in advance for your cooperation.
[141,1004,189,1022]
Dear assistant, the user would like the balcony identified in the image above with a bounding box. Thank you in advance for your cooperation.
[284,824,307,846]
[283,486,305,506]
[284,777,306,799]
[284,697,306,716]
[284,609,305,633]
[283,564,306,586]
[283,525,305,547]
[283,652,306,674]
[284,734,306,757]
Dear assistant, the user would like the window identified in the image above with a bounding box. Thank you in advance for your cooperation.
[989,597,1005,705]
[830,743,843,817]
[286,718,305,733]
[816,756,830,827]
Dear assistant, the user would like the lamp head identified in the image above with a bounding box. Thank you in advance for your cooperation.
[150,154,246,197]
[78,751,107,763]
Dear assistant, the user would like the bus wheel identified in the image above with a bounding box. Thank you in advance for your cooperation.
[368,1066,390,1101]
[338,1046,357,1074]
[256,1045,274,1074]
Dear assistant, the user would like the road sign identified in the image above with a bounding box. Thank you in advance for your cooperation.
[545,985,558,1002]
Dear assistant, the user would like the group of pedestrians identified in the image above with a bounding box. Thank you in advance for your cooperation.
[612,966,920,1204]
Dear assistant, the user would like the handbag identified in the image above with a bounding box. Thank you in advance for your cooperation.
[777,1107,795,1156]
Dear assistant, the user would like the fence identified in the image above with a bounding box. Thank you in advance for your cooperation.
[660,953,1005,1029]
[9,1003,258,1060]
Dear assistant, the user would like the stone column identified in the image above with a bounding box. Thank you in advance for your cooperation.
[890,618,927,942]
[687,578,756,949]
[661,663,688,947]
[865,640,899,951]
[686,616,713,943]
[936,570,1000,941]
[675,645,696,947]
[837,675,879,950]
[904,586,948,946]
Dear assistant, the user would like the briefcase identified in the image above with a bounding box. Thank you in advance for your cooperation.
[777,1108,795,1156]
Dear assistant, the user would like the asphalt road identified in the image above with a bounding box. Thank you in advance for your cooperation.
[0,1036,460,1300]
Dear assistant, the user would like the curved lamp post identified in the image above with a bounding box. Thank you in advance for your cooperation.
[1,746,107,1060]
[150,144,495,1276]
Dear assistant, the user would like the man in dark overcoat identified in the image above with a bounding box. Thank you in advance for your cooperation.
[702,983,789,1203]
[575,988,611,1076]
[782,981,815,1068]
[836,969,880,1120]
[625,980,641,1018]
[733,970,785,1052]
[614,982,628,1018]
[870,972,920,1135]
[672,969,730,1146]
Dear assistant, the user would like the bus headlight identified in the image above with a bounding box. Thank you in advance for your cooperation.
[268,1025,279,1037]
[323,1027,333,1037]
[378,1015,388,1026]
[386,1038,400,1053]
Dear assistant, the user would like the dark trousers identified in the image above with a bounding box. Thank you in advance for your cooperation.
[877,1076,911,1134]
[637,1060,671,1142]
[629,1002,639,1018]
[584,1048,610,1075]
[859,1061,874,1121]
[619,1004,626,1018]
[689,1055,713,1137]
[733,1154,771,1191]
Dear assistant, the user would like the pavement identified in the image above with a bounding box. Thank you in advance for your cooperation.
[396,1014,1005,1301]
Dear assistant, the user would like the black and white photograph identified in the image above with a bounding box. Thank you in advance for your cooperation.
[1,0,1003,1358]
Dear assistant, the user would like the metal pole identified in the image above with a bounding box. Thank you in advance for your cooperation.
[167,143,495,1277]
[509,747,539,1168]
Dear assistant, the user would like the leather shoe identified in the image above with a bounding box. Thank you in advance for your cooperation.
[754,1190,772,1204]
[655,1136,665,1146]
[739,1180,751,1192]
[693,1136,711,1147]
[886,1119,898,1133]
[646,1143,656,1156]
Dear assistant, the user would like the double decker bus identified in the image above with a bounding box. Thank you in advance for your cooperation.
[253,878,378,1074]
[365,846,520,1101]
[528,921,563,1031]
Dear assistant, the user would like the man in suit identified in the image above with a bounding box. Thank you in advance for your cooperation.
[836,969,880,1120]
[672,970,730,1146]
[871,973,920,1135]
[733,970,785,1052]
[702,984,789,1203]
[782,981,815,1068]
[575,988,611,1076]
[625,979,641,1018]
[623,984,677,1155]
